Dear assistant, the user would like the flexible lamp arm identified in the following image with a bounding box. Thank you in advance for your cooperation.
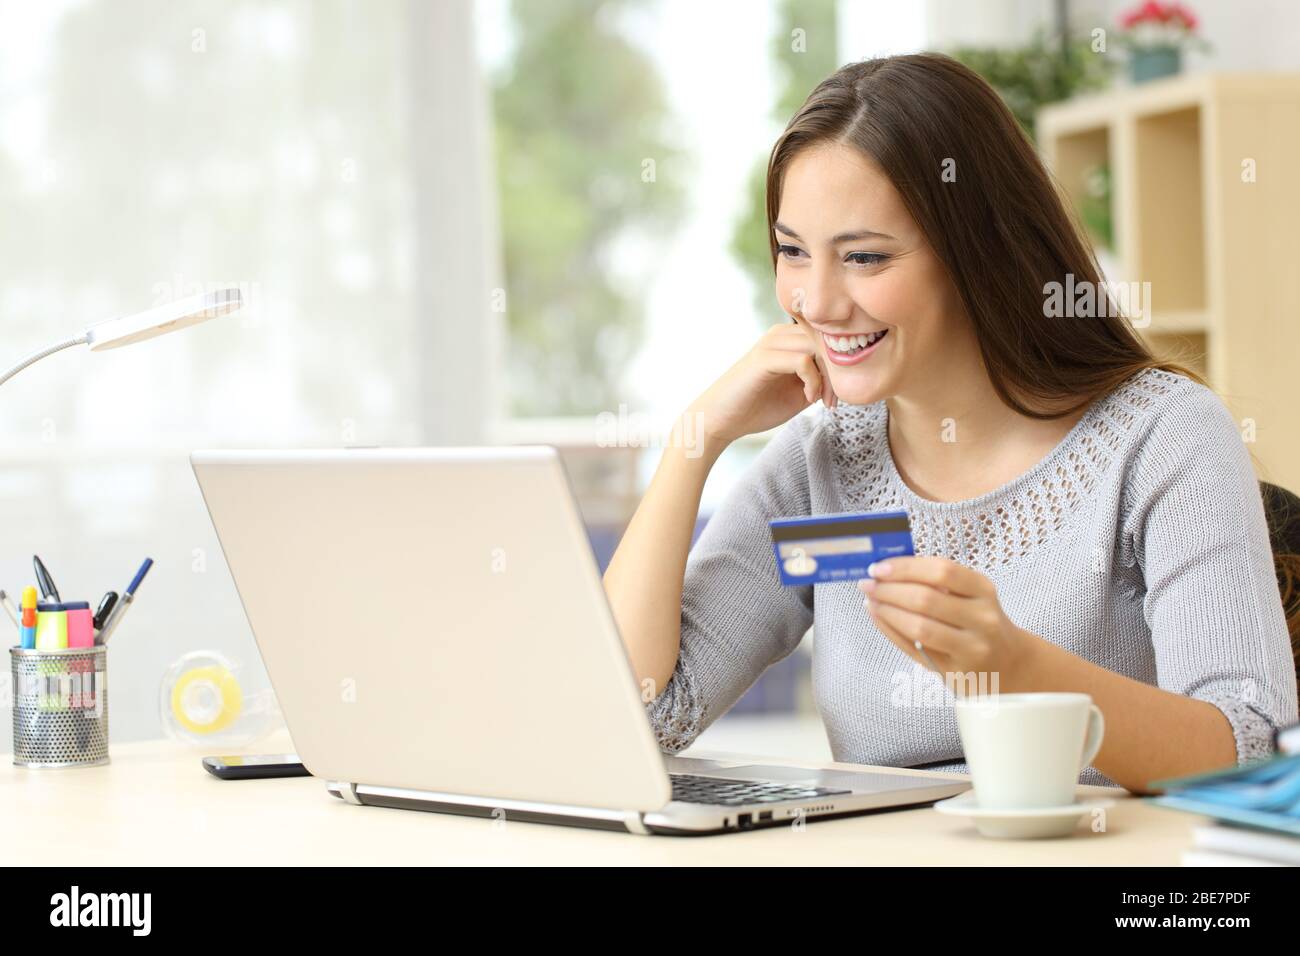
[0,334,89,388]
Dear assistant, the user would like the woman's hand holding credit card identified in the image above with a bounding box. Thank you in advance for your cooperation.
[769,510,1031,684]
[684,316,838,452]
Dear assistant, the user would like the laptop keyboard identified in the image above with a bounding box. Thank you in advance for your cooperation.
[669,772,852,806]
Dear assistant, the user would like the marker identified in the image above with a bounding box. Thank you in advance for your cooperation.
[93,592,119,633]
[0,590,17,629]
[19,586,37,649]
[33,555,61,603]
[34,602,69,650]
[65,601,94,649]
[97,558,153,645]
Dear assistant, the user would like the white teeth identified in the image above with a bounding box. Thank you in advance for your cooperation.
[826,330,887,352]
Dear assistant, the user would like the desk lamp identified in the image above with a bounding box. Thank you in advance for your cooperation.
[0,288,242,387]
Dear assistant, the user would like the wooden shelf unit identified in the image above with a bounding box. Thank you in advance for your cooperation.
[1039,72,1300,490]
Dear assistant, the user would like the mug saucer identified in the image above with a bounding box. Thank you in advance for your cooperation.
[933,790,1116,839]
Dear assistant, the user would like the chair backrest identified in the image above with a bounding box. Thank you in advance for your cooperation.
[1260,481,1300,695]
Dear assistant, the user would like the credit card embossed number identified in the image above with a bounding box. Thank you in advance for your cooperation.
[769,510,915,586]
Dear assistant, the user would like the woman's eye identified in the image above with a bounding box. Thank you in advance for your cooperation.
[776,244,806,260]
[845,252,887,266]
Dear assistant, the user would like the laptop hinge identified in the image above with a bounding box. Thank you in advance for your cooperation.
[327,780,363,805]
[349,781,655,832]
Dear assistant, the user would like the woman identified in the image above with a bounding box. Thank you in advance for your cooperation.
[602,53,1298,794]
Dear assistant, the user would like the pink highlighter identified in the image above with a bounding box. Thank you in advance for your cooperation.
[65,601,95,648]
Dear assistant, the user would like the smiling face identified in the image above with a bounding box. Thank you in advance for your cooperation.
[774,141,975,406]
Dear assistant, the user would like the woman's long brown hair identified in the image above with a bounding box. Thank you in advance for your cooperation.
[765,52,1203,417]
[765,52,1300,676]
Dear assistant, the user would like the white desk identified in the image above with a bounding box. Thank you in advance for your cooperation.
[1,732,1205,865]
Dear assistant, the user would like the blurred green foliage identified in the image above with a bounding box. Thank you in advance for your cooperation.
[729,0,838,327]
[1080,162,1114,249]
[491,0,684,416]
[948,30,1114,142]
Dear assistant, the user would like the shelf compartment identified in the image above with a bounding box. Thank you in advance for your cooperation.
[1133,106,1207,315]
[1048,125,1113,252]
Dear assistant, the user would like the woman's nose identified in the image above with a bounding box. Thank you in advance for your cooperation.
[792,270,852,326]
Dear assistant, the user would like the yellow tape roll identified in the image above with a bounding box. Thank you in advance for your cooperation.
[170,664,243,735]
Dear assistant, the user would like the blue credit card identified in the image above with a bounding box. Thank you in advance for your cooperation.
[769,510,914,585]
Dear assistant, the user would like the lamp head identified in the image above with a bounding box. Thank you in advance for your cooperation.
[83,288,243,351]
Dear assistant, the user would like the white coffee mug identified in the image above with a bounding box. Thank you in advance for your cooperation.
[953,692,1105,810]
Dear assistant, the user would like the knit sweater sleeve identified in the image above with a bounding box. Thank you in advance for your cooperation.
[643,413,817,753]
[1122,381,1300,765]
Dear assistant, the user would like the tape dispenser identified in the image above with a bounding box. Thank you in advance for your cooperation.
[160,650,284,748]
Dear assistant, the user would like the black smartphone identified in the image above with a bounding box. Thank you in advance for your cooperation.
[202,753,311,780]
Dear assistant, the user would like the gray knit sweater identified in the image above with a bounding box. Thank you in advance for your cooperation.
[645,368,1299,787]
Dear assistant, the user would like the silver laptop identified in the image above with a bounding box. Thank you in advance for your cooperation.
[190,447,969,835]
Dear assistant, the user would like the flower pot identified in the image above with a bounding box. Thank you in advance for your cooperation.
[1130,46,1182,83]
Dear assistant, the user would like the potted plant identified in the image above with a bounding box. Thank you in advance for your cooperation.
[1117,1,1210,84]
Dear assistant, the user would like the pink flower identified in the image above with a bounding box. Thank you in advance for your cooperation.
[1142,1,1170,22]
[1170,2,1198,29]
[1119,0,1200,32]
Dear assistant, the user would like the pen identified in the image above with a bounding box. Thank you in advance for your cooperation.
[93,591,119,632]
[97,557,153,645]
[33,555,61,603]
[0,590,17,629]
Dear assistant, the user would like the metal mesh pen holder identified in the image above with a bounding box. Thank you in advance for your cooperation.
[10,646,109,768]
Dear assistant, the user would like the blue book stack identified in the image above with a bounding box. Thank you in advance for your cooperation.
[1148,722,1300,865]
